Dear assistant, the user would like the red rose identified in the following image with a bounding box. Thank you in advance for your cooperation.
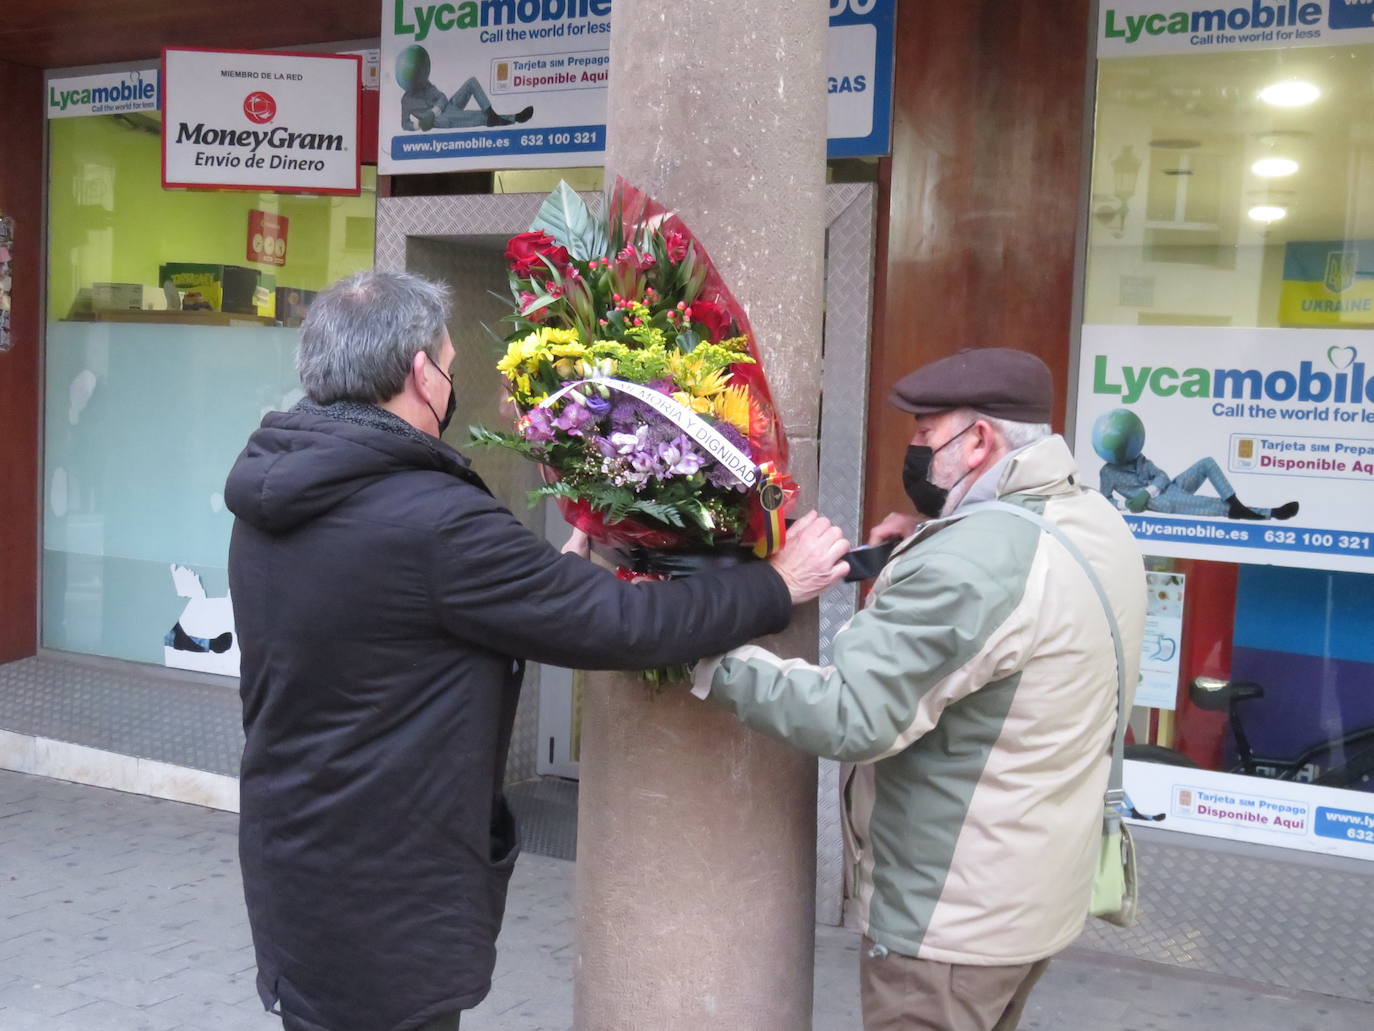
[664,230,690,263]
[505,231,572,280]
[689,298,733,343]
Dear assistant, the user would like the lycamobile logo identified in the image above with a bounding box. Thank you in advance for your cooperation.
[49,77,156,112]
[1093,348,1373,405]
[1104,1,1321,43]
[395,0,612,42]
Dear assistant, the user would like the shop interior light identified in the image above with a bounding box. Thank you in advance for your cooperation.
[1251,156,1299,178]
[1258,80,1320,107]
[1248,204,1288,224]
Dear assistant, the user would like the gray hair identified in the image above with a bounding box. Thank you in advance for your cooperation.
[297,270,452,404]
[951,407,1052,451]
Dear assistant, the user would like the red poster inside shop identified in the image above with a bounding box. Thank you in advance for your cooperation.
[247,210,288,266]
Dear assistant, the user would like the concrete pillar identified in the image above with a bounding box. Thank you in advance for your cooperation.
[573,2,830,1029]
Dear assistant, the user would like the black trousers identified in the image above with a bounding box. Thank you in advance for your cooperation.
[283,1014,459,1031]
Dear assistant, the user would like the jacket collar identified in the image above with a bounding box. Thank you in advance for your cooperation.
[956,435,1081,511]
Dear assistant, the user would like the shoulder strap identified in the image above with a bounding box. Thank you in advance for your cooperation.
[958,501,1128,822]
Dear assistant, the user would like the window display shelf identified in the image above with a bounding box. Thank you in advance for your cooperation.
[69,309,278,328]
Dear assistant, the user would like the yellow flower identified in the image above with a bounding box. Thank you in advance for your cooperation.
[540,327,581,347]
[690,367,732,398]
[673,391,715,415]
[498,330,550,377]
[669,352,732,398]
[497,342,527,377]
[549,343,587,358]
[712,386,753,433]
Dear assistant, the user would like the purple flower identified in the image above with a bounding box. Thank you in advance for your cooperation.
[714,421,750,454]
[585,393,611,417]
[648,378,676,395]
[658,436,705,477]
[707,464,751,492]
[609,427,662,477]
[706,422,752,491]
[521,407,555,444]
[610,428,649,455]
[552,399,597,437]
[610,395,654,432]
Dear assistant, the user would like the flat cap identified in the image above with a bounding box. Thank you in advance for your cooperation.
[889,348,1053,423]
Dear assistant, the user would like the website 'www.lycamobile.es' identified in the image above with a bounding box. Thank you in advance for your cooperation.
[1133,521,1253,542]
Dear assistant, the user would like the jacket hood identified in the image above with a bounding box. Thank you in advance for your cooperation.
[954,435,1080,513]
[995,435,1081,498]
[224,401,475,534]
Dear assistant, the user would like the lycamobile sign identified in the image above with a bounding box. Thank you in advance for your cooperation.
[47,69,158,119]
[1094,350,1374,410]
[1104,0,1321,43]
[393,0,613,41]
[1075,326,1374,576]
[1098,0,1374,54]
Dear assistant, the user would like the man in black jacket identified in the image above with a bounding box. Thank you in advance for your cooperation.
[224,270,848,1031]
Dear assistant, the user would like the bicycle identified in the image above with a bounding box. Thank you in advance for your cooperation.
[1124,676,1374,791]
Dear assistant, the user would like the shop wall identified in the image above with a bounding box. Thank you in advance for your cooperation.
[866,0,1092,523]
[0,59,43,663]
[47,117,375,321]
[0,1,378,69]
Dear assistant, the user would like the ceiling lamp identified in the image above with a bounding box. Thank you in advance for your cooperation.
[1248,204,1288,224]
[1251,157,1299,178]
[1258,80,1320,107]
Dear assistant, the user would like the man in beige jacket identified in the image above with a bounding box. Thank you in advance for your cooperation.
[694,349,1147,1030]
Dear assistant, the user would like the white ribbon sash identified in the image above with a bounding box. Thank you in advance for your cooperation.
[539,377,758,488]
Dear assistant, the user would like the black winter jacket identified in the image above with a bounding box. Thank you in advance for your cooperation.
[224,401,791,1031]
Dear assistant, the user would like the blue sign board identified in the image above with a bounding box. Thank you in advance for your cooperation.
[380,0,895,174]
[827,0,895,159]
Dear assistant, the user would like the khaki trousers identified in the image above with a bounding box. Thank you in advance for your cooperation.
[860,938,1050,1031]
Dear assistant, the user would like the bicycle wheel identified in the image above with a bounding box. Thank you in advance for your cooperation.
[1124,744,1200,768]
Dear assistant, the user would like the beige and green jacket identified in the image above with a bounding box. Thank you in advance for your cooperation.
[694,436,1146,965]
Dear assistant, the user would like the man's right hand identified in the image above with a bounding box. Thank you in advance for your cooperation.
[866,511,919,546]
[768,511,850,605]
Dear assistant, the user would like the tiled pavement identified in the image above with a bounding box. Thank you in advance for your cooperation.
[2,768,1371,1031]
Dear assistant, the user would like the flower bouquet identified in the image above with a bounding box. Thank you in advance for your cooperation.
[473,179,797,637]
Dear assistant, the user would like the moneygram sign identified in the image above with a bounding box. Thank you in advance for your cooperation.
[1098,0,1374,55]
[47,69,159,119]
[162,48,361,195]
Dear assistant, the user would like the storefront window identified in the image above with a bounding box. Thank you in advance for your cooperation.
[1079,30,1374,857]
[42,104,376,674]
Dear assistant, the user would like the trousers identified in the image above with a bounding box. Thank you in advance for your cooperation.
[859,938,1050,1031]
[282,1013,459,1031]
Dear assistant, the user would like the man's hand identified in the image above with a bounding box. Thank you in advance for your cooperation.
[768,511,850,605]
[866,511,919,546]
[561,528,591,558]
[1126,490,1150,514]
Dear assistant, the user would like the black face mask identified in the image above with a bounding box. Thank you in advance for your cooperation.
[425,355,456,436]
[902,422,975,519]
